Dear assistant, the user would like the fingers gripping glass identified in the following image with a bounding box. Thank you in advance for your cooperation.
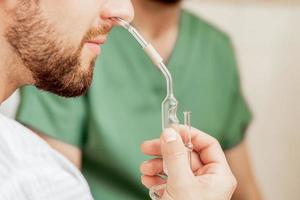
[112,17,193,200]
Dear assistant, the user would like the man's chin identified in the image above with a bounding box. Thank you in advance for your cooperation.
[35,64,95,98]
[37,79,92,98]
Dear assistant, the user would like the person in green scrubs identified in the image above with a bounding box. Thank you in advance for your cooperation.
[17,0,262,199]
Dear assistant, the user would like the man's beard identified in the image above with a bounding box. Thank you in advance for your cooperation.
[5,1,104,97]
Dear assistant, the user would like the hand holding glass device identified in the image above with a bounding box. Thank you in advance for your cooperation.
[112,18,236,200]
[112,17,193,199]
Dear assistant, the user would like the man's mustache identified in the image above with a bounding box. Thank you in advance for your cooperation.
[84,22,112,42]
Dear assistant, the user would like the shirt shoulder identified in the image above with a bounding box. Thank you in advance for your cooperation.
[0,166,92,200]
[0,114,93,200]
[0,114,58,160]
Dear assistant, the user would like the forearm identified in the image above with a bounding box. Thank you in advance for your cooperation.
[39,133,82,169]
[231,182,262,200]
[225,141,263,200]
[27,126,82,169]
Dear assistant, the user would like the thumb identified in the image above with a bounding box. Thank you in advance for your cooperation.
[161,128,193,184]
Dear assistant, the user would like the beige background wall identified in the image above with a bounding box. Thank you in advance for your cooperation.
[183,0,300,199]
[1,1,299,199]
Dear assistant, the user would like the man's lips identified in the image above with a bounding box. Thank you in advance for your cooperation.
[86,37,107,45]
[85,37,107,55]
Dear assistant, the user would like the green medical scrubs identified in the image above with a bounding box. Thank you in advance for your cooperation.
[17,10,251,200]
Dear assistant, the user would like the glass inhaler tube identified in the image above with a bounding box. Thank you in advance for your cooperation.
[112,17,193,199]
[112,17,179,130]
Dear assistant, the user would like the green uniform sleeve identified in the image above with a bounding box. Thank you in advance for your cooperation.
[16,86,87,148]
[222,88,252,150]
[220,39,252,150]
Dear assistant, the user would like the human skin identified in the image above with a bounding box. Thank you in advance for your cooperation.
[9,0,262,199]
[0,0,134,102]
[140,126,237,200]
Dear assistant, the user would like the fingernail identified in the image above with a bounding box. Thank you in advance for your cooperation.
[163,128,178,143]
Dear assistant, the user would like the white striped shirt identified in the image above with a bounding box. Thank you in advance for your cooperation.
[0,114,93,200]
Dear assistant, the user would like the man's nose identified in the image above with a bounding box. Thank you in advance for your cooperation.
[100,0,134,23]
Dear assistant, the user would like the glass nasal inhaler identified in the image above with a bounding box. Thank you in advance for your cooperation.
[113,18,193,199]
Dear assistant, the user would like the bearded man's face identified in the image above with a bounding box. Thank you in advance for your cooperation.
[5,0,132,97]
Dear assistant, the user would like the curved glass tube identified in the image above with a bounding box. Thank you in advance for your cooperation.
[112,17,179,129]
[112,18,195,200]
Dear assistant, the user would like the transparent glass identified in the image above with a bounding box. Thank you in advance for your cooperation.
[112,17,192,200]
[150,111,192,200]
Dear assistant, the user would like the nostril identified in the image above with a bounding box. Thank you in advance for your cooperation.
[100,1,134,23]
[110,17,131,29]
